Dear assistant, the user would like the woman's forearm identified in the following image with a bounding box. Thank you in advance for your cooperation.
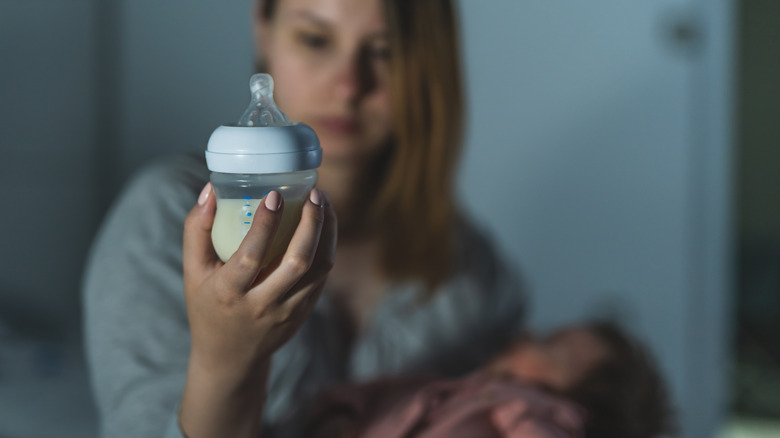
[178,187,335,437]
[179,358,271,438]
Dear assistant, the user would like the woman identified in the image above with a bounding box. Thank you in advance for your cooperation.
[83,0,525,437]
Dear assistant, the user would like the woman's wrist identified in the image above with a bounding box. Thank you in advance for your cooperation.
[179,357,272,438]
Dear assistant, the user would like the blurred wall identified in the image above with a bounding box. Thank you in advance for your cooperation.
[732,0,780,420]
[1,0,99,339]
[456,2,734,437]
[1,3,101,436]
[738,1,780,247]
[0,1,734,437]
[111,1,255,186]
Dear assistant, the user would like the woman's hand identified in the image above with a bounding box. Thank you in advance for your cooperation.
[179,183,337,438]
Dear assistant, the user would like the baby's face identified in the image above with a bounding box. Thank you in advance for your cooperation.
[485,326,611,391]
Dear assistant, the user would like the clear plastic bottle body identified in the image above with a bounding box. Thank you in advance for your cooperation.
[210,169,318,263]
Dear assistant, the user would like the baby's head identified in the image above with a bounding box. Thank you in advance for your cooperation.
[486,321,674,438]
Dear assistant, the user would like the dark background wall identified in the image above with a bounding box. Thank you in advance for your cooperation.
[738,1,780,246]
[732,0,780,421]
[1,0,99,339]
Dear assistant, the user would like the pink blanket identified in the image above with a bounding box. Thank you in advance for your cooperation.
[304,372,584,438]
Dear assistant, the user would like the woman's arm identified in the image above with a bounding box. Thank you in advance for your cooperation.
[178,185,337,438]
[83,156,337,438]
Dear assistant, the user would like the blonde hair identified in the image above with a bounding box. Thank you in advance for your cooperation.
[375,0,464,290]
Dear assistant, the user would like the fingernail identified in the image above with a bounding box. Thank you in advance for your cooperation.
[198,183,211,206]
[265,191,281,211]
[309,188,323,207]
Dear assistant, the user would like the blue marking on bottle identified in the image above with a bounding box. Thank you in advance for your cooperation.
[242,196,251,200]
[246,212,252,216]
[243,222,251,225]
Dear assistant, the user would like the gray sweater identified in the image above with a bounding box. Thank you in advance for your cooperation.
[82,154,525,438]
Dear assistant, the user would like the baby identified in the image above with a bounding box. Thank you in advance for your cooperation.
[298,321,673,438]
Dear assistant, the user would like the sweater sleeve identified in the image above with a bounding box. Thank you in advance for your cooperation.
[82,155,207,438]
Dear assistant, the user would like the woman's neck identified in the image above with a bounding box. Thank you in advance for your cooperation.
[317,156,389,338]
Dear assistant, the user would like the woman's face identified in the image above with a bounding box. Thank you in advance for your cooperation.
[255,0,393,164]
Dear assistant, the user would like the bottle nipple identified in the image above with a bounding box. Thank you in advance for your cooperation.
[237,73,292,127]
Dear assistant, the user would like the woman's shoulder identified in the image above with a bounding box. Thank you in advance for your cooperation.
[124,152,209,201]
[90,153,208,256]
[110,153,208,219]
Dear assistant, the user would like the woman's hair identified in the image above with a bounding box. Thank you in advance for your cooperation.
[259,0,465,290]
[564,322,676,438]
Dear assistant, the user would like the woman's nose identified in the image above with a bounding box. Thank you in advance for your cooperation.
[332,49,375,103]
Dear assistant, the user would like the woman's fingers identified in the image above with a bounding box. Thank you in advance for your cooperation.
[248,189,326,307]
[282,191,337,310]
[220,191,284,291]
[309,191,337,280]
[183,183,220,288]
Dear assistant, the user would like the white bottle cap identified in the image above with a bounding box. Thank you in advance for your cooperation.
[205,74,322,174]
[206,123,321,173]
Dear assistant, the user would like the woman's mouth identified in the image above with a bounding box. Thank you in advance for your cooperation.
[317,116,360,135]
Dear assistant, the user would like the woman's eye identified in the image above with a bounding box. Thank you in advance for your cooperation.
[299,33,329,50]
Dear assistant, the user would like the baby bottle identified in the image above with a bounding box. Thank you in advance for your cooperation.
[206,73,321,264]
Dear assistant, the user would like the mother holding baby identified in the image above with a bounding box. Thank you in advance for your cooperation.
[82,0,525,436]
